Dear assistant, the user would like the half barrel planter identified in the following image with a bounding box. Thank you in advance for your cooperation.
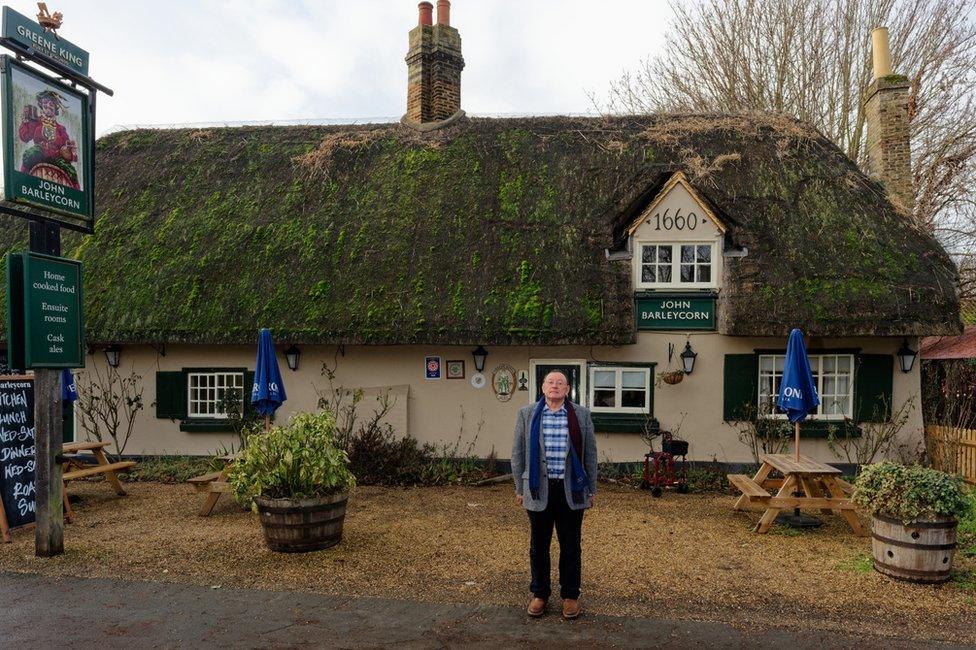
[254,491,349,553]
[870,514,957,584]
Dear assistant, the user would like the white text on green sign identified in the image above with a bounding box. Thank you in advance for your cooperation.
[1,7,89,75]
[22,252,83,368]
[635,295,716,331]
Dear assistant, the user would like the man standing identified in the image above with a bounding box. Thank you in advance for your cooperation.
[511,369,597,619]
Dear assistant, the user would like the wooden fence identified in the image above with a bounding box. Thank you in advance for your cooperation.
[927,425,976,485]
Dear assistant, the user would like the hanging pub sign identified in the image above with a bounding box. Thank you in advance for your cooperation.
[0,56,92,223]
[636,293,716,331]
[5,251,83,369]
[0,6,89,75]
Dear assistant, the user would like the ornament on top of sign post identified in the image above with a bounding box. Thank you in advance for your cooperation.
[35,3,63,35]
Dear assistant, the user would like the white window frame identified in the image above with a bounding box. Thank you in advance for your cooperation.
[588,366,652,414]
[758,354,854,421]
[187,371,245,419]
[635,241,717,290]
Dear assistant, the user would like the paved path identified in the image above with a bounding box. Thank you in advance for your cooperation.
[0,572,966,649]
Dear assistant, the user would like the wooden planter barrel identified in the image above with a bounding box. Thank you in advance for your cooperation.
[254,491,349,553]
[871,514,957,584]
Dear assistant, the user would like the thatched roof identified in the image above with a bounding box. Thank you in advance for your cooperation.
[0,113,962,345]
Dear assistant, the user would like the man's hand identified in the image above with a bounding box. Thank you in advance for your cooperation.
[515,494,524,506]
[588,495,595,508]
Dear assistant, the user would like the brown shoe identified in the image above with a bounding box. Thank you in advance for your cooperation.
[527,597,547,617]
[562,598,581,619]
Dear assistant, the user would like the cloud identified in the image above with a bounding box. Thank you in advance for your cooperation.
[35,0,672,132]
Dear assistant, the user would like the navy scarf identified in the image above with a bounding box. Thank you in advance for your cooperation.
[529,397,589,504]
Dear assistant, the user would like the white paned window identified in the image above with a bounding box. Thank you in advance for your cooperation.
[188,372,245,419]
[640,244,673,284]
[758,354,853,420]
[637,242,716,289]
[588,366,651,414]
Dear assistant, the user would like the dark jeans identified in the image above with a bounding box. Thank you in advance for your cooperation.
[527,478,584,600]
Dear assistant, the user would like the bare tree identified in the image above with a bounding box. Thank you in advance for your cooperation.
[74,363,145,460]
[599,0,976,289]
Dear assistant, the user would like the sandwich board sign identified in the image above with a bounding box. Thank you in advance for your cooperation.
[0,375,35,541]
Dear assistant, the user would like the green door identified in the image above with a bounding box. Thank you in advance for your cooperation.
[534,363,582,404]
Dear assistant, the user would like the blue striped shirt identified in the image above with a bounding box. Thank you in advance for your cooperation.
[542,404,569,479]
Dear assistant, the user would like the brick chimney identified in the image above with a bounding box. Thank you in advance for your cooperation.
[864,27,913,211]
[404,1,465,127]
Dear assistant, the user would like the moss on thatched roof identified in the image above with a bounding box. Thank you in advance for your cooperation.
[0,113,961,345]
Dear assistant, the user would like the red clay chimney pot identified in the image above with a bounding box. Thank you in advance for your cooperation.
[436,0,450,26]
[418,2,433,26]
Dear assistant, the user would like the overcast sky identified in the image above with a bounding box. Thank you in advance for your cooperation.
[35,1,671,134]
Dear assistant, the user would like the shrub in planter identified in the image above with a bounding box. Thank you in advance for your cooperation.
[853,462,972,583]
[229,412,356,553]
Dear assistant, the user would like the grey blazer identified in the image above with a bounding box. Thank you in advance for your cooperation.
[511,401,598,512]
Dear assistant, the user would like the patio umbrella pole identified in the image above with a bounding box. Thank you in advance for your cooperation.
[795,421,800,461]
[264,415,270,432]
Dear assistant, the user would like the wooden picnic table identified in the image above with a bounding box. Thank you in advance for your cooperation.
[728,453,866,536]
[60,441,137,522]
[187,453,238,516]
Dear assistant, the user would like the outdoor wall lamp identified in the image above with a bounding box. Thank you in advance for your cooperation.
[284,344,301,371]
[472,345,488,373]
[104,344,122,368]
[680,341,697,375]
[897,338,917,373]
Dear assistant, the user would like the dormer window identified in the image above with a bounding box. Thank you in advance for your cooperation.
[625,172,728,294]
[638,241,716,289]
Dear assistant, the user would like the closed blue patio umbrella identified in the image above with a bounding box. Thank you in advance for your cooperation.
[777,328,820,461]
[60,369,78,404]
[251,328,287,429]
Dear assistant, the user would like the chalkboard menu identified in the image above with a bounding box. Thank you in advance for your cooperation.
[0,376,35,535]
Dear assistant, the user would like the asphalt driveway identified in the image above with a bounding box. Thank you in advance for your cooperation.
[0,572,964,649]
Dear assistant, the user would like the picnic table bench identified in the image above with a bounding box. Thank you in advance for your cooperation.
[59,441,137,522]
[729,453,866,536]
[188,453,238,516]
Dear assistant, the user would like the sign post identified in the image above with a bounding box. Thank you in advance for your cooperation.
[0,6,111,557]
[27,221,64,556]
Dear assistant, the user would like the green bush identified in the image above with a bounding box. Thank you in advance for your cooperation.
[124,456,218,483]
[852,462,972,523]
[229,412,355,503]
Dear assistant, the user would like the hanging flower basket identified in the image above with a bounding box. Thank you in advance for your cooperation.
[660,370,684,385]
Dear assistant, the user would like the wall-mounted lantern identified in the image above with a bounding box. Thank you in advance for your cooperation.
[104,344,122,368]
[284,345,301,371]
[897,338,917,373]
[680,341,697,375]
[472,345,488,373]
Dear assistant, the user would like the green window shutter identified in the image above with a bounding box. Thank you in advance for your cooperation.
[155,371,187,419]
[243,370,255,418]
[723,354,758,421]
[854,354,893,423]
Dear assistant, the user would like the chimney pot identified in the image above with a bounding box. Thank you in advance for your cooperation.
[418,2,433,26]
[871,27,892,79]
[436,0,450,26]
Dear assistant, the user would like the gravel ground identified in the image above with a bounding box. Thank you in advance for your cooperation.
[2,480,975,644]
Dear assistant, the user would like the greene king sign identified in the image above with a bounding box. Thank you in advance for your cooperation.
[636,294,716,331]
[1,7,89,75]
